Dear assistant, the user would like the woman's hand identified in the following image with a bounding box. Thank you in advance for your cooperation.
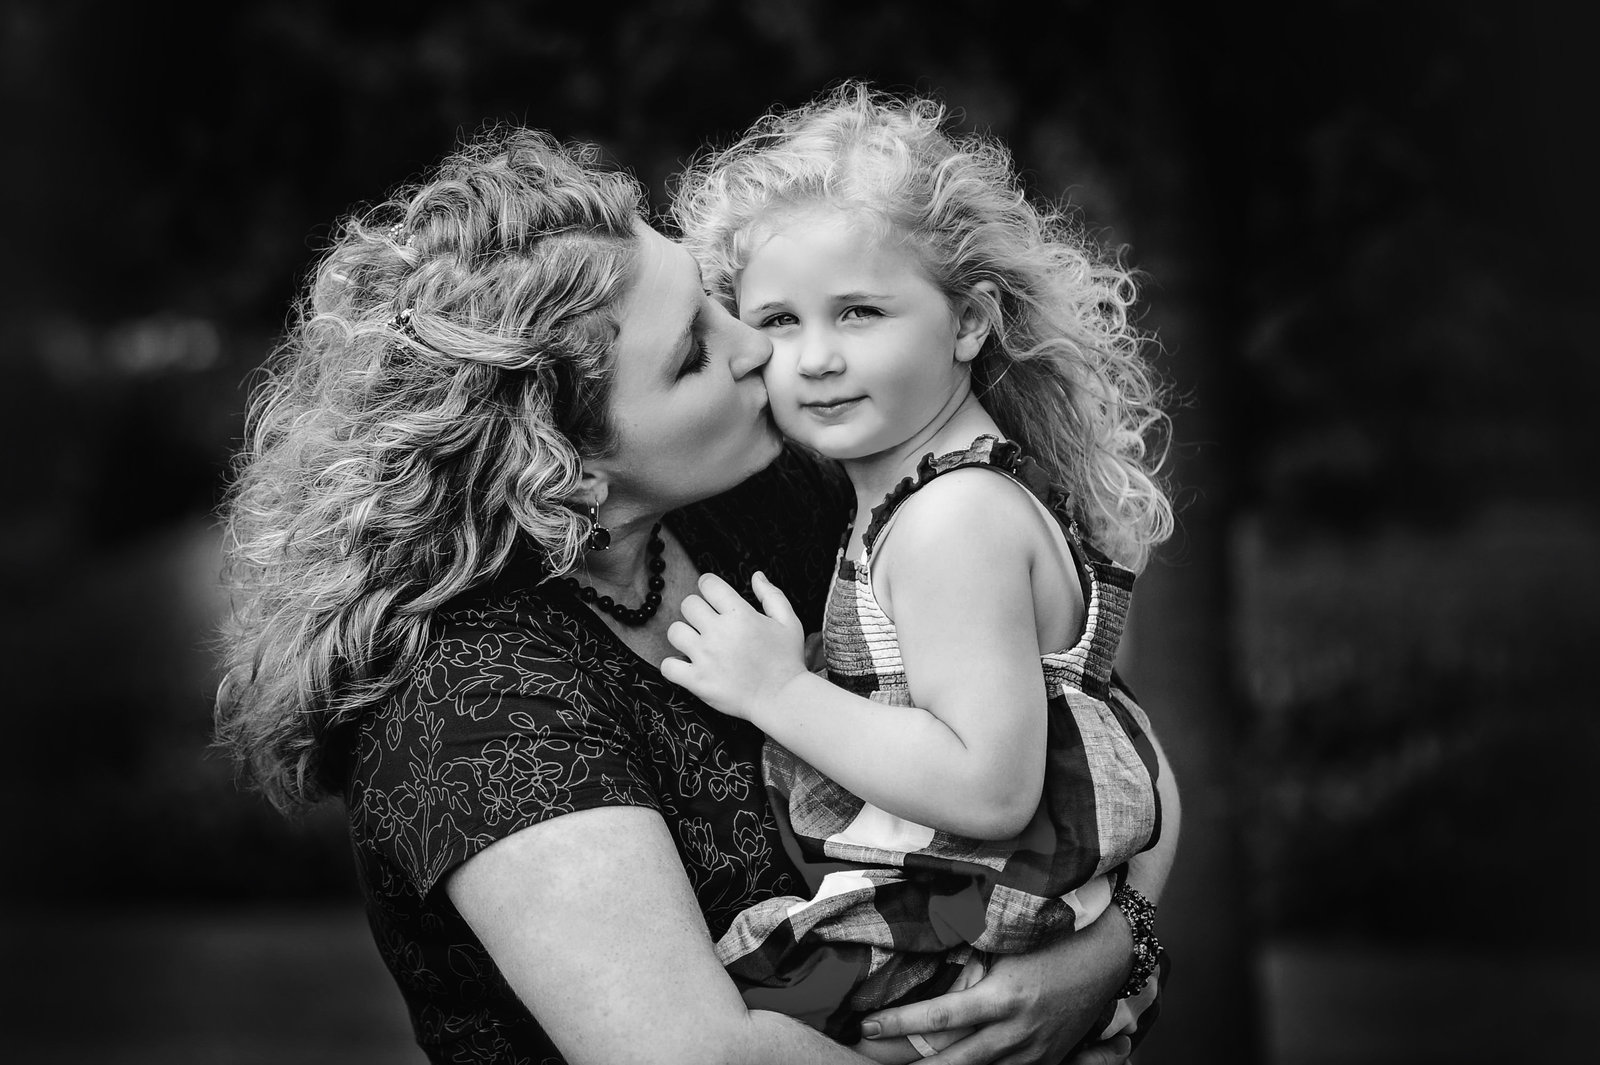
[662,571,809,720]
[855,910,1134,1065]
[849,1032,1132,1065]
[1064,1037,1133,1065]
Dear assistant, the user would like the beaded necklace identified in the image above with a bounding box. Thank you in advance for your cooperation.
[558,522,667,626]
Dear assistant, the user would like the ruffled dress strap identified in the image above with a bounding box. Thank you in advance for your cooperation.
[859,436,1058,557]
[855,435,1134,699]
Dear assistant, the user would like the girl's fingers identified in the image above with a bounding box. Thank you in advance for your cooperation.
[658,655,689,685]
[678,594,717,630]
[751,571,800,625]
[696,572,748,613]
[664,620,700,656]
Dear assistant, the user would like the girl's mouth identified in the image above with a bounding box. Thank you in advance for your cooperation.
[801,396,864,418]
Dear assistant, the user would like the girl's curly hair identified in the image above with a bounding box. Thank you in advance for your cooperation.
[674,83,1173,570]
[215,127,644,810]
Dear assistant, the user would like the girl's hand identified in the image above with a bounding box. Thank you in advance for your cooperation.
[662,571,809,721]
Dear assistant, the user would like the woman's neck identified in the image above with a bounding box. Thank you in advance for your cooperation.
[570,518,704,670]
[577,506,667,595]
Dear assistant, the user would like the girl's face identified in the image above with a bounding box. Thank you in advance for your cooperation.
[590,224,782,511]
[737,209,979,466]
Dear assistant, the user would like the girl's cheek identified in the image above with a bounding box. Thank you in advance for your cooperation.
[759,343,792,382]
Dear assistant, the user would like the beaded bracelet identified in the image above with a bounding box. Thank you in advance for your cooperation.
[1111,882,1161,999]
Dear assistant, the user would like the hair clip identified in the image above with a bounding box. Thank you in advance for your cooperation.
[386,221,412,246]
[392,306,419,338]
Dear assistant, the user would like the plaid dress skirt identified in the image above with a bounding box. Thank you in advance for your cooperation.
[715,438,1165,1042]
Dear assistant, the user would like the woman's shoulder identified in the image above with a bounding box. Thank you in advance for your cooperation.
[406,570,633,709]
[350,582,656,810]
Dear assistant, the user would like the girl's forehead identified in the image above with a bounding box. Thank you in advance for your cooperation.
[743,202,938,285]
[747,202,903,260]
[758,200,884,236]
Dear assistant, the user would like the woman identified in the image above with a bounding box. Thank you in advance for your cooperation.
[215,126,1177,1065]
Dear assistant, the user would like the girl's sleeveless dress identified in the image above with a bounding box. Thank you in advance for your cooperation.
[715,437,1165,1043]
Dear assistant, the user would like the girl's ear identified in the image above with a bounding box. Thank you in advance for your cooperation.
[954,281,1000,364]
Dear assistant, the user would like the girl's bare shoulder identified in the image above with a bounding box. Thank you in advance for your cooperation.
[875,466,1055,569]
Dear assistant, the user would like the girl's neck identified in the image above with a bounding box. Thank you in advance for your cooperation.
[842,390,1001,516]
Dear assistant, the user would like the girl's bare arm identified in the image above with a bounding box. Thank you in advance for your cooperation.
[664,472,1068,839]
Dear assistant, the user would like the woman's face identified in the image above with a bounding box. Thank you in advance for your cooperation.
[589,225,782,512]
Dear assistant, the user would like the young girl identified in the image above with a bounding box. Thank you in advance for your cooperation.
[662,84,1176,1061]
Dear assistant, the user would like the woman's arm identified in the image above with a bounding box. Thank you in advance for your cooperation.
[664,474,1059,839]
[856,734,1181,1064]
[447,805,872,1065]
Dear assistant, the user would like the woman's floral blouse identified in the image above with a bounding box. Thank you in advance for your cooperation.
[345,450,848,1064]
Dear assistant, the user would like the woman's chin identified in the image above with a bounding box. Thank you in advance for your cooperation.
[769,421,825,458]
[751,426,787,474]
[703,428,787,499]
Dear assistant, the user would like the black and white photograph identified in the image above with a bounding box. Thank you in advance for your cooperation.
[2,3,1592,1062]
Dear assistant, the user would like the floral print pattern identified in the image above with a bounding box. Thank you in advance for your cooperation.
[345,451,848,1063]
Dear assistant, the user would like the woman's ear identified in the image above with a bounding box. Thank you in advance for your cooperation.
[575,464,609,511]
[954,281,1000,364]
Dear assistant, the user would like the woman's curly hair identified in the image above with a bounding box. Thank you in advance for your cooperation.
[215,127,644,810]
[673,83,1173,570]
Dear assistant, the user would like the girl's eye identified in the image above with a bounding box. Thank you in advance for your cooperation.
[841,305,882,321]
[678,338,711,378]
[759,312,797,329]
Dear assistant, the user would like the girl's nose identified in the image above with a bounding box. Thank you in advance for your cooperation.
[797,332,844,378]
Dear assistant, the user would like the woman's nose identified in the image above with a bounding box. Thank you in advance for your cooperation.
[728,320,772,380]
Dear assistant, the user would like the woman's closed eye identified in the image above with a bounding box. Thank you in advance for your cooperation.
[677,337,711,378]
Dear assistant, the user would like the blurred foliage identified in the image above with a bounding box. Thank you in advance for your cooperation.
[0,0,1593,948]
[1235,505,1600,944]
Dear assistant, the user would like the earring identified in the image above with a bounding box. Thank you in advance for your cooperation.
[586,502,611,551]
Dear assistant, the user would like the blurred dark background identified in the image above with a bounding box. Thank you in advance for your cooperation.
[3,2,1594,1062]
